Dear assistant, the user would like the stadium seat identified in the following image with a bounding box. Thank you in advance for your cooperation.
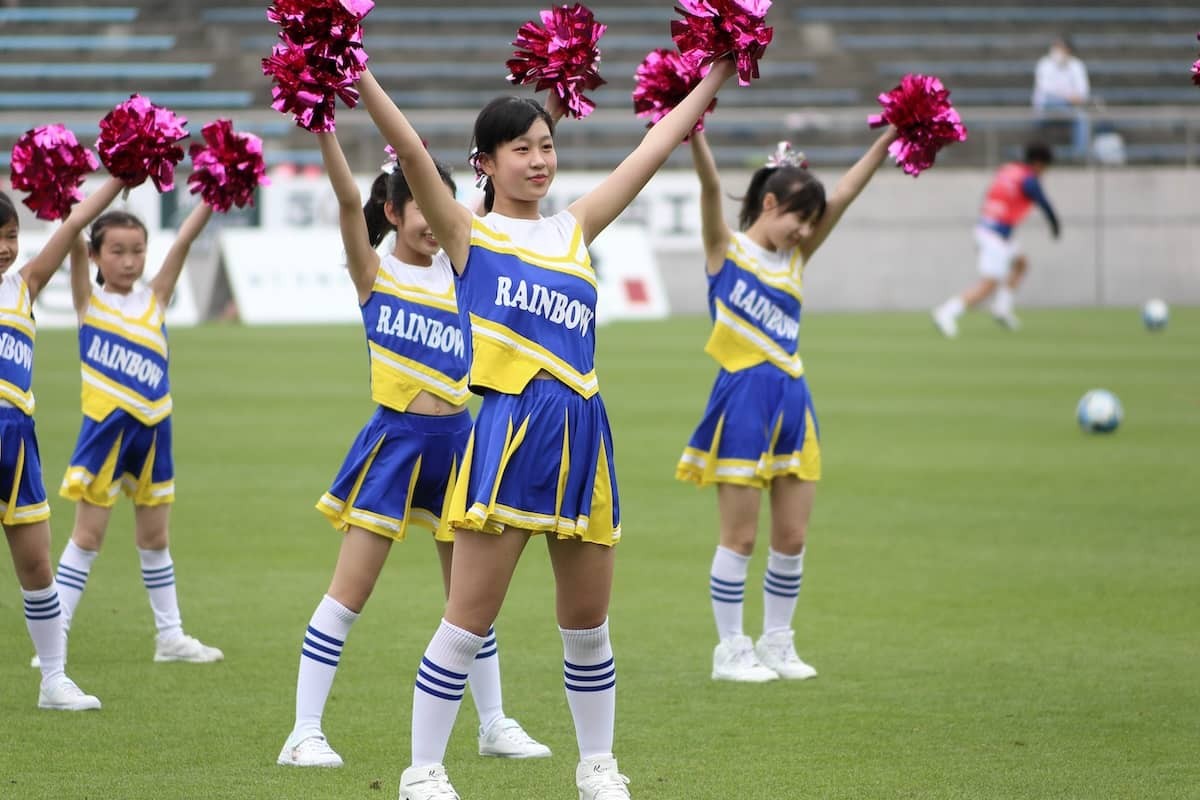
[0,35,174,51]
[0,63,213,79]
[0,91,253,109]
[0,7,138,23]
[798,6,1195,23]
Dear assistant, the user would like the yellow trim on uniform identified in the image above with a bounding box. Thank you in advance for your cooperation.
[727,241,805,303]
[453,415,529,534]
[373,281,459,315]
[676,413,821,488]
[0,379,35,415]
[316,433,410,541]
[80,364,173,424]
[469,315,600,397]
[704,299,804,377]
[470,217,596,288]
[433,456,458,542]
[0,310,36,340]
[82,315,168,357]
[367,341,471,407]
[553,411,571,530]
[60,435,124,507]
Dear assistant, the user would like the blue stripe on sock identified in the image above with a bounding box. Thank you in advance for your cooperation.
[565,667,616,684]
[764,585,799,599]
[475,647,497,660]
[302,636,341,659]
[25,607,61,620]
[24,595,59,610]
[141,564,173,576]
[766,569,802,586]
[710,589,744,602]
[709,576,744,589]
[55,574,86,591]
[301,647,339,667]
[417,667,467,694]
[305,625,345,648]
[415,679,464,701]
[420,656,468,682]
[57,563,89,580]
[564,657,614,672]
[565,678,617,693]
[143,578,175,589]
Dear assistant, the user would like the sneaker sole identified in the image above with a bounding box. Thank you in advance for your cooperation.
[154,654,224,663]
[38,699,101,711]
[711,671,778,683]
[478,748,553,759]
[276,756,344,768]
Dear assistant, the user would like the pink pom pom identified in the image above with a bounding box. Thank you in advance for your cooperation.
[670,0,773,87]
[187,119,270,213]
[96,94,189,192]
[506,3,607,119]
[632,48,716,137]
[9,124,99,222]
[262,0,373,132]
[1193,58,1200,87]
[868,74,967,177]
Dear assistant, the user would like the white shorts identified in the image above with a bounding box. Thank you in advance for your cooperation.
[974,225,1021,280]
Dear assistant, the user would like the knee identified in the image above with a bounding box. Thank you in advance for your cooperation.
[16,555,53,589]
[720,525,758,556]
[771,522,808,554]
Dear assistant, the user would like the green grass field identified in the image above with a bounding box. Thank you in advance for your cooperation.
[2,309,1197,799]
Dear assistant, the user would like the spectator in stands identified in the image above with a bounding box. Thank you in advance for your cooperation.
[932,142,1060,337]
[1032,35,1091,159]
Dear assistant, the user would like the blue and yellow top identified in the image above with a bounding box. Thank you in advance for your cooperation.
[704,233,805,377]
[457,211,599,398]
[78,286,171,425]
[360,252,470,410]
[0,273,37,415]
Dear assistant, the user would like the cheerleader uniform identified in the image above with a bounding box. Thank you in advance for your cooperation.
[61,286,176,507]
[316,252,472,541]
[677,233,821,488]
[0,272,50,525]
[448,210,619,544]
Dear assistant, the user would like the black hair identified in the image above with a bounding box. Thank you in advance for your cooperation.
[364,160,456,248]
[738,165,827,231]
[0,191,17,229]
[1053,34,1075,54]
[470,96,555,213]
[88,211,148,286]
[1024,142,1054,166]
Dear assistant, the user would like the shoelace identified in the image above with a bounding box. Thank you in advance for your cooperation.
[493,720,537,745]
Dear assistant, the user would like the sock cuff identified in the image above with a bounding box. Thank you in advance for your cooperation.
[319,594,360,624]
[560,619,612,663]
[21,585,57,602]
[62,539,99,568]
[136,547,173,570]
[431,618,488,666]
[712,546,751,581]
[767,548,804,576]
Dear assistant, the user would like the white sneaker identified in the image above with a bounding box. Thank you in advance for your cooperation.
[478,716,552,758]
[399,764,460,800]
[277,733,344,767]
[712,634,778,682]
[154,634,224,663]
[38,674,101,711]
[932,306,959,338]
[576,756,631,800]
[755,630,818,680]
[30,653,39,668]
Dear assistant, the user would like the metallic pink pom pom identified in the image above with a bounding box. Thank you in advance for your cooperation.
[187,119,270,213]
[670,0,773,87]
[632,48,716,137]
[868,74,967,177]
[262,0,372,132]
[96,94,189,192]
[9,124,99,221]
[506,3,607,119]
[1192,58,1200,87]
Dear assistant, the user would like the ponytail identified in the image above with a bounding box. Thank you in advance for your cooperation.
[363,172,393,248]
[737,165,826,231]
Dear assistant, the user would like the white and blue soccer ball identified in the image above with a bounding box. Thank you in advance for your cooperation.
[1142,298,1169,331]
[1077,389,1123,434]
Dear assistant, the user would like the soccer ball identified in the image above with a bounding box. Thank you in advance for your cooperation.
[1142,299,1168,331]
[1076,389,1123,433]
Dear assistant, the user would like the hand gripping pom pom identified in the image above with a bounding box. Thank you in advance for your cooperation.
[96,94,189,192]
[632,48,716,137]
[262,0,373,132]
[868,74,967,177]
[506,3,607,119]
[9,125,99,221]
[670,0,773,87]
[187,119,270,213]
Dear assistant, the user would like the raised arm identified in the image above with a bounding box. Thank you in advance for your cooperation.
[800,127,897,261]
[69,232,91,321]
[690,130,731,273]
[358,69,473,269]
[570,59,736,244]
[149,201,213,307]
[319,131,379,302]
[20,176,124,302]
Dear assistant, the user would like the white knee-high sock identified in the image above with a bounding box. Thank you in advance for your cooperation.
[763,548,805,635]
[467,626,504,731]
[562,619,616,761]
[54,540,98,630]
[939,295,966,319]
[710,546,750,641]
[23,585,65,682]
[138,546,182,641]
[293,595,359,740]
[993,286,1015,315]
[411,619,485,767]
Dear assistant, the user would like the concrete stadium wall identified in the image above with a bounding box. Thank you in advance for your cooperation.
[653,166,1200,314]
